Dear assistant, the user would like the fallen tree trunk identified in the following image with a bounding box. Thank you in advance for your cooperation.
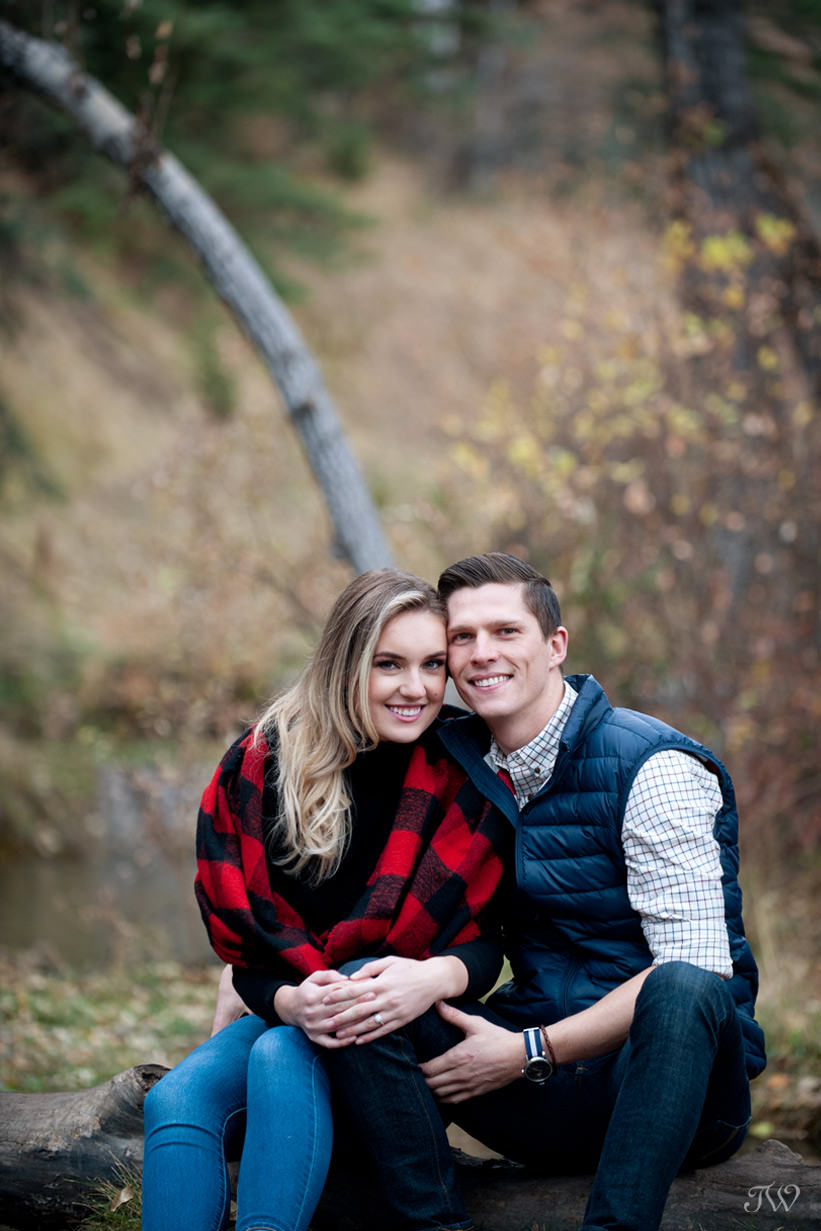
[1,1067,819,1230]
[0,1065,166,1230]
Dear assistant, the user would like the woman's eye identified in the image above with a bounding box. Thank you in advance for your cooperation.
[424,659,446,671]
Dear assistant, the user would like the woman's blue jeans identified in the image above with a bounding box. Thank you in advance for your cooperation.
[325,962,753,1231]
[142,1015,333,1231]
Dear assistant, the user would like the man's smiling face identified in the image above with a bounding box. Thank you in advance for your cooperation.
[445,582,567,753]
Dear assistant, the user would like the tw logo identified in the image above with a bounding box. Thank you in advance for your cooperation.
[744,1182,801,1213]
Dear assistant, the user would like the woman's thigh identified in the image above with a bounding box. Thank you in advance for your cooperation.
[144,1014,269,1149]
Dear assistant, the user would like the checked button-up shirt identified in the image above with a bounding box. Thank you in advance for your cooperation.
[486,681,733,978]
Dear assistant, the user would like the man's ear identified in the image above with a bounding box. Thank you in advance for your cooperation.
[549,626,569,669]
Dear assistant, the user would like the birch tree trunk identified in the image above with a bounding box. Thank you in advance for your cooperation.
[0,19,393,575]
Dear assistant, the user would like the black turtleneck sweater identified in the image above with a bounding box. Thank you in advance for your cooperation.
[232,739,504,1023]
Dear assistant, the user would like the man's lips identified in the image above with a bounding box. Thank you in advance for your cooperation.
[469,674,512,689]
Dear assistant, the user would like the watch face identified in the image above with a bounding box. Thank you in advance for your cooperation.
[524,1056,552,1083]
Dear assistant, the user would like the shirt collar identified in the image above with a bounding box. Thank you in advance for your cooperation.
[486,680,579,807]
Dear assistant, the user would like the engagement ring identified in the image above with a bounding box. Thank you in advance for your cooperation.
[373,1012,385,1027]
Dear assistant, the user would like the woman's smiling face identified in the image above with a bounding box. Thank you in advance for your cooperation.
[367,609,448,743]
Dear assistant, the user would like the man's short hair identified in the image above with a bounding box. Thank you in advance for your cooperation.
[438,553,562,639]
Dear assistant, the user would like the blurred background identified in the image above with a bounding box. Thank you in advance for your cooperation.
[0,0,818,1159]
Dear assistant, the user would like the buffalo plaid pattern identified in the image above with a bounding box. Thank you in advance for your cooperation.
[195,728,507,978]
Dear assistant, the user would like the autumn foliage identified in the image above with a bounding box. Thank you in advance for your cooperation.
[443,219,818,857]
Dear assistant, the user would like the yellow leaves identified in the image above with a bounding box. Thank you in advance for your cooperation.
[792,401,813,428]
[661,220,696,275]
[609,459,644,485]
[506,432,543,479]
[699,230,753,274]
[665,403,702,440]
[754,213,796,255]
[450,442,489,481]
[723,284,745,310]
[757,345,779,371]
[546,446,578,480]
[560,318,584,341]
[704,394,739,428]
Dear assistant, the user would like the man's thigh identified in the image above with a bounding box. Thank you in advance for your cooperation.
[407,1002,621,1175]
[450,1054,621,1174]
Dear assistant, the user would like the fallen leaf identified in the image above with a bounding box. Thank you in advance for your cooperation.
[109,1185,135,1212]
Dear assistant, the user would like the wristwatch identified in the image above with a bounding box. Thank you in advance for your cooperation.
[521,1025,553,1084]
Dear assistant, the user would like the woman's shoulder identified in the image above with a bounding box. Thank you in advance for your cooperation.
[214,724,275,786]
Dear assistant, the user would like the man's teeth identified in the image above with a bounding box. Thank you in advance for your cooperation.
[473,675,510,689]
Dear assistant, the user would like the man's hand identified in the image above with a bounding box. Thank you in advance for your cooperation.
[210,964,249,1036]
[420,1001,523,1103]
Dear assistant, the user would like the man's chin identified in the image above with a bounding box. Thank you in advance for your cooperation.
[458,686,513,719]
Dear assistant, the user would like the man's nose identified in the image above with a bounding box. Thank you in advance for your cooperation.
[471,632,497,661]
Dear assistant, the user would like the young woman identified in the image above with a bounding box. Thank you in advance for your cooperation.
[141,569,508,1231]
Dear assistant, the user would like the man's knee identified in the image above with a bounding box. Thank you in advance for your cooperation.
[338,956,374,977]
[635,962,734,1034]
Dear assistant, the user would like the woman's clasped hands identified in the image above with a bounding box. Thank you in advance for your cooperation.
[323,953,468,1045]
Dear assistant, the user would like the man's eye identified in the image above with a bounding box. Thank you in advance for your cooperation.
[450,632,471,643]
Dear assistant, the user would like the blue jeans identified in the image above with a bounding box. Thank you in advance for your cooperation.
[326,963,752,1231]
[142,1015,333,1231]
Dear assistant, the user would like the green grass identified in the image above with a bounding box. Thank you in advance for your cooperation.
[0,956,221,1092]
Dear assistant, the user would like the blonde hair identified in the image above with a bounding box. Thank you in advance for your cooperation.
[255,569,445,885]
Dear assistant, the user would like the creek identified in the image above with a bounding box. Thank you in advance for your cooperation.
[0,761,214,968]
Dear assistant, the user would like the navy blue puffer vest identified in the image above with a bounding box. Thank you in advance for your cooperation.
[438,674,766,1079]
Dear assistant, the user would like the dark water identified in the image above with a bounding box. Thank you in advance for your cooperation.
[0,846,212,968]
[0,761,213,968]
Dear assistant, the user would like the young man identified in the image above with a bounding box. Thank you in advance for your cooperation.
[324,552,765,1231]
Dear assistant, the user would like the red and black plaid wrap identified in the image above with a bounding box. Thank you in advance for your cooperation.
[194,728,507,978]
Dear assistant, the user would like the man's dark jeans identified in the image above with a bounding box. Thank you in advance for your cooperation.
[326,962,752,1231]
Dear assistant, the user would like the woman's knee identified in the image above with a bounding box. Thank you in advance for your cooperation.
[248,1024,314,1068]
[143,1066,195,1131]
[145,1015,266,1130]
